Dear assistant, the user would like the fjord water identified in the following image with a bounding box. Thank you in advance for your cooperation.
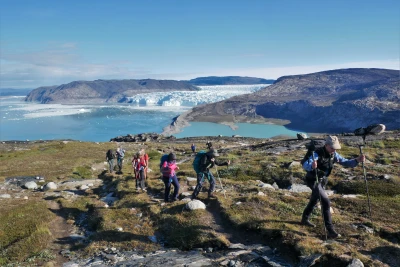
[0,85,301,141]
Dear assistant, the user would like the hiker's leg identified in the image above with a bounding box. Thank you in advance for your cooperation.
[171,175,180,200]
[302,183,320,220]
[163,176,171,202]
[208,172,216,195]
[192,173,205,199]
[319,184,333,230]
[139,170,146,189]
[135,176,139,189]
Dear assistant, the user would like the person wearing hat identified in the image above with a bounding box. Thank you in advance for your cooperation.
[301,135,365,239]
[192,148,230,199]
[161,153,180,202]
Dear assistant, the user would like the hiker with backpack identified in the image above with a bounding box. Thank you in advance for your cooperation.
[192,148,230,199]
[134,151,147,192]
[106,149,115,173]
[140,148,149,180]
[160,153,180,202]
[301,135,365,239]
[116,148,125,173]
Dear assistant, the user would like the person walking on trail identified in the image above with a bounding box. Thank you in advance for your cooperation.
[116,148,125,173]
[106,149,115,173]
[301,135,365,239]
[192,148,230,199]
[134,151,147,192]
[140,148,149,180]
[206,141,213,149]
[191,143,196,153]
[161,153,180,202]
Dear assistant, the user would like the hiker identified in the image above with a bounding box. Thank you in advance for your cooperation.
[192,148,230,199]
[301,135,365,239]
[116,148,125,173]
[106,149,115,173]
[140,148,149,180]
[161,153,180,202]
[131,153,138,179]
[191,143,196,153]
[134,151,147,192]
[206,141,213,149]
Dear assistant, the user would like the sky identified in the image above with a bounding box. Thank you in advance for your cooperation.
[1,0,399,89]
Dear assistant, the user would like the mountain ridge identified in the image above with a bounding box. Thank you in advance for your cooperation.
[173,68,400,133]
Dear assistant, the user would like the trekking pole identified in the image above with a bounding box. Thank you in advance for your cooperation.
[359,142,373,226]
[215,165,226,199]
[311,152,327,240]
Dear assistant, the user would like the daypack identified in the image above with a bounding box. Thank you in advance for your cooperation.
[160,154,169,170]
[300,140,325,165]
[117,149,125,159]
[192,150,207,174]
[161,162,173,177]
[106,149,115,159]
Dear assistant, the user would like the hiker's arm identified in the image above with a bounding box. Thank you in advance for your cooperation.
[214,159,230,166]
[303,152,318,171]
[335,152,360,167]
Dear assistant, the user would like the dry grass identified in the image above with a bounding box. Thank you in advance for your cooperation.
[0,136,399,266]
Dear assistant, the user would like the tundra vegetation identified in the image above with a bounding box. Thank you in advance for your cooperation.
[0,132,399,266]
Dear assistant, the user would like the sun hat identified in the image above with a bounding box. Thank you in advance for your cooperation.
[325,135,341,150]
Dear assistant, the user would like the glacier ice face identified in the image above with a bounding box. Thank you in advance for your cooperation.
[126,84,270,107]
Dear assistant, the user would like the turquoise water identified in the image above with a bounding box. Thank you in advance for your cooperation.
[0,97,302,141]
[175,122,299,138]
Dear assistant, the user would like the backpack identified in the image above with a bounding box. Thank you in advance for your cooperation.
[160,154,169,170]
[192,150,207,174]
[300,140,325,165]
[106,149,115,159]
[116,149,125,158]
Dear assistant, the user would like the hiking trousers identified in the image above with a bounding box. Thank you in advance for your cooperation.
[108,159,114,173]
[117,158,123,171]
[302,182,333,231]
[192,171,215,199]
[136,169,146,190]
[163,175,180,202]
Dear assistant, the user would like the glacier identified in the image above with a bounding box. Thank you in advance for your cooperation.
[126,84,270,107]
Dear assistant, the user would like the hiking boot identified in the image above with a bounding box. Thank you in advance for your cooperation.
[208,193,216,198]
[327,229,341,239]
[301,218,316,228]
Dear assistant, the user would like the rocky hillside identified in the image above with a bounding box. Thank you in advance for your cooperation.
[180,68,400,132]
[25,79,200,104]
[187,76,275,85]
[0,132,399,266]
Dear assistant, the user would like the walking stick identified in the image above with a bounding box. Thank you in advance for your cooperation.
[359,139,373,225]
[215,165,226,199]
[311,151,328,240]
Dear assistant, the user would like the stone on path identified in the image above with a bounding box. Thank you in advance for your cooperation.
[185,199,206,210]
[24,181,38,189]
[44,182,57,191]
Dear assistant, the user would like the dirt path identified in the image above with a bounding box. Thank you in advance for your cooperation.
[47,200,75,266]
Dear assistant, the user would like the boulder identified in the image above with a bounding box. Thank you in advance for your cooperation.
[24,181,38,189]
[288,184,312,193]
[185,199,206,210]
[297,133,307,140]
[44,182,57,191]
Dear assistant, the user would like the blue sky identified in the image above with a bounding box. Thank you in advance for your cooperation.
[1,0,399,88]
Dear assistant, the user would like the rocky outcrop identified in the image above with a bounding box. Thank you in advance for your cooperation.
[25,79,200,104]
[110,133,175,142]
[180,68,400,132]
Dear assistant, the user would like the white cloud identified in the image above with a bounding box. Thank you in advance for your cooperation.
[1,42,398,88]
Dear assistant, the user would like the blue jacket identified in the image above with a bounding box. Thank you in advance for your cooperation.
[303,149,358,177]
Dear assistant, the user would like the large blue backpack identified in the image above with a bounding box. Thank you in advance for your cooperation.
[192,150,207,174]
